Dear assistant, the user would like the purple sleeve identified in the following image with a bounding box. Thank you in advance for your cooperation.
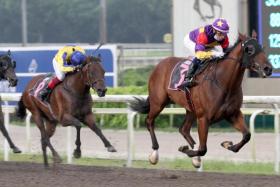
[195,43,206,52]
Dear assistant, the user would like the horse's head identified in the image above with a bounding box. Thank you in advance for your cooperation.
[80,56,107,97]
[0,50,18,87]
[239,31,272,77]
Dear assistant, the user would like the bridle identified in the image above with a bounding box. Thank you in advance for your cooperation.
[83,61,105,87]
[204,37,265,92]
[225,38,263,68]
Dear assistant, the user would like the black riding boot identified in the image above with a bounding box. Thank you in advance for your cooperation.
[180,59,200,89]
[39,87,52,101]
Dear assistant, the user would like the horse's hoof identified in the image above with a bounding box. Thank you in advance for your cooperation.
[107,145,117,152]
[221,141,233,149]
[192,156,201,168]
[53,155,62,164]
[44,164,50,169]
[12,147,22,154]
[73,150,81,158]
[149,150,159,165]
[178,145,189,153]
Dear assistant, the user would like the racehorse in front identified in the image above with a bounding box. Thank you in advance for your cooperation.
[129,31,272,167]
[16,55,116,167]
[0,51,21,153]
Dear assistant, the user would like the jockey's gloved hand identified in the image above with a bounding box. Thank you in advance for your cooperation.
[212,51,224,58]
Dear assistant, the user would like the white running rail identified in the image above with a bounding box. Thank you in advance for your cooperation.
[0,93,280,173]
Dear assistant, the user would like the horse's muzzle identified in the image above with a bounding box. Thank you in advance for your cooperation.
[96,88,107,97]
[8,78,18,87]
[263,66,272,77]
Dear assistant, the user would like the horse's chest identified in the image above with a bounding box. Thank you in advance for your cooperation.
[71,99,92,116]
[215,99,242,120]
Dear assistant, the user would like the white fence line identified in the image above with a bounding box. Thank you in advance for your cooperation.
[0,93,280,173]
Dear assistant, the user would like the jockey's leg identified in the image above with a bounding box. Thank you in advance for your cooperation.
[181,57,200,88]
[39,76,61,101]
[40,58,64,101]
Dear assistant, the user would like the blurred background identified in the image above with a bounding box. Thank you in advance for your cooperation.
[0,0,278,94]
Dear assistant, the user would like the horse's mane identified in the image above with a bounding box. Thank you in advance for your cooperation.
[224,38,242,57]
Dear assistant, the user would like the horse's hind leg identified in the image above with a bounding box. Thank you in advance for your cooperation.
[73,126,82,158]
[0,110,21,153]
[145,100,167,164]
[32,114,49,167]
[222,110,251,152]
[84,113,117,152]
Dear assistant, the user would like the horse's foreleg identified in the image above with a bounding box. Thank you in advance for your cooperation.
[73,126,82,158]
[0,110,21,153]
[45,121,62,164]
[60,114,84,156]
[222,111,251,152]
[181,117,209,157]
[179,112,196,149]
[60,114,81,127]
[84,113,117,152]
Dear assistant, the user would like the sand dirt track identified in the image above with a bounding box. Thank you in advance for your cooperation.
[0,162,279,187]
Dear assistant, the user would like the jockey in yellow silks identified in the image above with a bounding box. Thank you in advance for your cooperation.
[39,45,87,100]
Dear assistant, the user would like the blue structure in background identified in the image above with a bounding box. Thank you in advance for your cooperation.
[0,45,117,93]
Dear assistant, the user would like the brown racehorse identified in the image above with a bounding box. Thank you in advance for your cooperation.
[129,32,272,166]
[0,51,21,153]
[16,56,116,167]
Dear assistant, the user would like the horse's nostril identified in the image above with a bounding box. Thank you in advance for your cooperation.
[264,67,272,76]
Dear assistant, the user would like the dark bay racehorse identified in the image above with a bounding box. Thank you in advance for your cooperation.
[16,56,116,167]
[0,51,21,153]
[130,32,272,165]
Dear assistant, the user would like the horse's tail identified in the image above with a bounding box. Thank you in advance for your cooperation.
[16,96,27,119]
[129,96,150,114]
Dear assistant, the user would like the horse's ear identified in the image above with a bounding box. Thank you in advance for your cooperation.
[7,50,11,56]
[251,30,257,39]
[238,32,246,41]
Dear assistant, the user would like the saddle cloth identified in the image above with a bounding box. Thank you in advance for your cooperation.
[168,58,193,90]
[32,74,54,98]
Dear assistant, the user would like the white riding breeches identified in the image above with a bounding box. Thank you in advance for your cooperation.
[52,58,65,81]
[184,34,196,56]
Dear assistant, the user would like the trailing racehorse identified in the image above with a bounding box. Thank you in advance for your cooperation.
[17,55,116,167]
[129,32,272,167]
[0,51,21,153]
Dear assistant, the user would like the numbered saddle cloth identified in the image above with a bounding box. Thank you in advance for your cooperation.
[32,74,54,97]
[168,58,192,90]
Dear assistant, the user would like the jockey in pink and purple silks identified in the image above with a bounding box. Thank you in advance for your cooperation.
[181,18,230,88]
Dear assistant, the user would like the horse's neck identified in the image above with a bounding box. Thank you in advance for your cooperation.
[215,43,245,93]
[64,72,90,96]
